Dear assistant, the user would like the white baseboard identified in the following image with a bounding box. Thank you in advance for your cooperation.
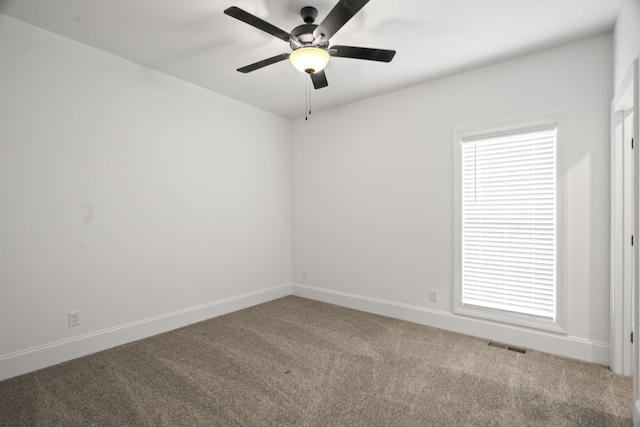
[1,282,611,381]
[292,283,610,366]
[0,283,292,381]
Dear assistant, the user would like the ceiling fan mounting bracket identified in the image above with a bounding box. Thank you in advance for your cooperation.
[300,6,318,24]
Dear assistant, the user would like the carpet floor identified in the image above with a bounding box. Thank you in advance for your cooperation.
[0,296,633,426]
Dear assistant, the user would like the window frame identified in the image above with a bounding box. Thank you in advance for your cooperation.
[453,115,567,334]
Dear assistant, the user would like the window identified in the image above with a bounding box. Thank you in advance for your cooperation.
[453,119,564,332]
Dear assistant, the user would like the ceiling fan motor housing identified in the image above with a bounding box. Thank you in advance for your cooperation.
[290,24,328,50]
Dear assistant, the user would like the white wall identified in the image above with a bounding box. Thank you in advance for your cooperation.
[614,0,640,89]
[292,34,613,364]
[0,11,619,379]
[0,15,292,380]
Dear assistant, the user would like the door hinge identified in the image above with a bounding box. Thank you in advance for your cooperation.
[632,235,635,246]
[633,138,635,149]
[632,332,634,343]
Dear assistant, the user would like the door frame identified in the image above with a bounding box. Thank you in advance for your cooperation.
[632,57,640,426]
[611,58,639,422]
[611,59,637,377]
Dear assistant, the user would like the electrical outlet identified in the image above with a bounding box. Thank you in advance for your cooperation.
[429,290,439,302]
[68,311,80,327]
[302,270,308,280]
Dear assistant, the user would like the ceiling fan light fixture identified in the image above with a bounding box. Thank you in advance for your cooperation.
[289,47,330,74]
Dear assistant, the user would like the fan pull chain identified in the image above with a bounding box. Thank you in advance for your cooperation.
[305,77,312,121]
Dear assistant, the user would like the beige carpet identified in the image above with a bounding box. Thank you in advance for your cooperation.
[0,296,632,426]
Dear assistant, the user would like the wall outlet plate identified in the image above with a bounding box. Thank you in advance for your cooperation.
[68,311,80,327]
[429,290,438,302]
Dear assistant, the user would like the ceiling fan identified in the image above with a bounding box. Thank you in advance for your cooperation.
[224,0,396,89]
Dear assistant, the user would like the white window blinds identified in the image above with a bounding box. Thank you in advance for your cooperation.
[461,126,557,320]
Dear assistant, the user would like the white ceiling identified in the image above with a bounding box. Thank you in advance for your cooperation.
[0,0,624,118]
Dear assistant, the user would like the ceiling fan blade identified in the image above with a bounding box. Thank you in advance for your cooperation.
[330,45,396,62]
[313,0,369,41]
[224,6,291,42]
[237,53,291,73]
[310,70,329,89]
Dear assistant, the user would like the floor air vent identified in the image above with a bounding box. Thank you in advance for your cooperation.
[488,341,526,354]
